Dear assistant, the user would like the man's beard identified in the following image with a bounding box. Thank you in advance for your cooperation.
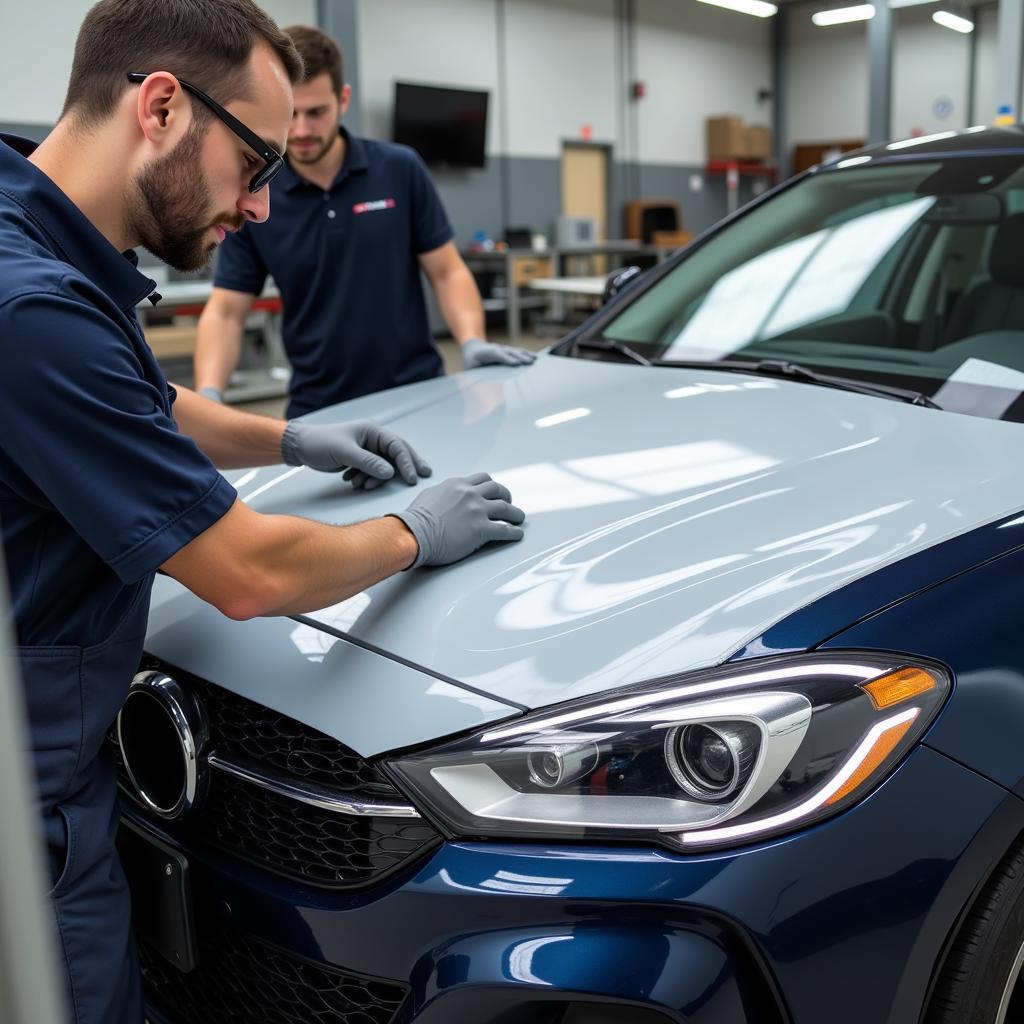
[129,122,239,272]
[287,122,340,166]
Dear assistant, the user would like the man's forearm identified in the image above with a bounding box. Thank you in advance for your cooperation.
[194,308,245,393]
[252,513,419,616]
[172,385,285,468]
[434,265,486,344]
[162,500,420,621]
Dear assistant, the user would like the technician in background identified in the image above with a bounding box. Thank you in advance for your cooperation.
[194,25,535,417]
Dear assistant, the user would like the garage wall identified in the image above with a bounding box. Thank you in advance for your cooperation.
[504,0,620,159]
[634,0,772,166]
[892,6,971,138]
[357,0,773,242]
[784,1,991,155]
[0,0,316,128]
[973,4,999,124]
[357,0,502,155]
[784,2,869,147]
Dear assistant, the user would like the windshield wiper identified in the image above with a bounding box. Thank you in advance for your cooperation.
[571,338,652,366]
[748,360,942,409]
[653,357,943,410]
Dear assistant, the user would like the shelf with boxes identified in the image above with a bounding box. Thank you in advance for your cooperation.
[705,115,777,215]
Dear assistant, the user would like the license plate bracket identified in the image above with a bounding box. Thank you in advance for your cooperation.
[118,820,198,973]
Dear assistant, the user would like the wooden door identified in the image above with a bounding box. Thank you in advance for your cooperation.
[561,143,609,275]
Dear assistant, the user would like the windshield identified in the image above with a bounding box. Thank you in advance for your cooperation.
[582,152,1024,423]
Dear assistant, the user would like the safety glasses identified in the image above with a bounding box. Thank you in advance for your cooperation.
[127,72,283,193]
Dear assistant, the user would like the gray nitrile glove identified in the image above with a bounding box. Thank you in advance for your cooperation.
[392,472,526,567]
[461,337,537,370]
[281,419,432,489]
[198,386,224,402]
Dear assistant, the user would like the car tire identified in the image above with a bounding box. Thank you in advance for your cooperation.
[926,837,1024,1024]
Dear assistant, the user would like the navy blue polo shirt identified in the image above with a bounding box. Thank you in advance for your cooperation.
[0,134,237,648]
[214,127,453,417]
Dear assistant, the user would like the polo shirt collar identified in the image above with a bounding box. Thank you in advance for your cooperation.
[0,135,159,310]
[280,126,369,193]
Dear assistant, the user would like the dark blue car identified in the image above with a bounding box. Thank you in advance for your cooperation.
[114,125,1024,1023]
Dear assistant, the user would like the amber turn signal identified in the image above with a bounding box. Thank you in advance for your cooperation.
[862,667,937,710]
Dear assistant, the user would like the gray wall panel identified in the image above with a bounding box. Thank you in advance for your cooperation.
[0,123,50,143]
[505,157,563,239]
[432,162,507,243]
[636,163,758,236]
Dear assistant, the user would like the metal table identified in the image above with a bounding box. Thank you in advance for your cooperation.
[462,241,671,343]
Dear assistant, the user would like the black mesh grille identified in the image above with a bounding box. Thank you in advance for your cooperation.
[113,659,441,889]
[195,771,440,887]
[183,669,397,796]
[139,926,408,1024]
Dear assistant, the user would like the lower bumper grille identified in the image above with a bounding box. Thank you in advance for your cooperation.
[197,770,441,887]
[139,926,409,1024]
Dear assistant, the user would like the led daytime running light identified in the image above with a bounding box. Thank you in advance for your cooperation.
[680,707,919,845]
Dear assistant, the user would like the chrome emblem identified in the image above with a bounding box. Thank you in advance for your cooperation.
[116,670,209,820]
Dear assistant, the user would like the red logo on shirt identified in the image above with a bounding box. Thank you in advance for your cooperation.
[353,198,397,214]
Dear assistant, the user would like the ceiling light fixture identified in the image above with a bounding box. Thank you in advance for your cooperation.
[812,4,876,24]
[697,0,778,17]
[932,9,974,31]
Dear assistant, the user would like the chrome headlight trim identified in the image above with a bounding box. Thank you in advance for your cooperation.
[387,653,950,851]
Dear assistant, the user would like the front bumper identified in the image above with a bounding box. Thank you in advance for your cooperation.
[134,745,1023,1024]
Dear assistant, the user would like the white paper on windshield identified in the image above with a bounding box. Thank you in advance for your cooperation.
[943,358,1024,390]
[935,358,1024,418]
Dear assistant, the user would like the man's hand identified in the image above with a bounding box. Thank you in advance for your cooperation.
[392,473,526,567]
[281,420,432,489]
[461,337,537,369]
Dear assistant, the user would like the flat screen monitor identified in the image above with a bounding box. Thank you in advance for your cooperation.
[392,82,488,169]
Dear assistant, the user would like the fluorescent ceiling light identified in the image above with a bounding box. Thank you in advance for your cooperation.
[812,4,875,24]
[697,0,778,16]
[932,9,973,31]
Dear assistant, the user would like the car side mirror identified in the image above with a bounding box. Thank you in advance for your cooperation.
[602,265,644,305]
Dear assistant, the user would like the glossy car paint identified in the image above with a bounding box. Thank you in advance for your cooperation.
[145,574,522,757]
[141,542,1024,1022]
[158,354,1024,739]
[137,128,1024,1024]
[135,738,1024,1024]
[824,541,1024,794]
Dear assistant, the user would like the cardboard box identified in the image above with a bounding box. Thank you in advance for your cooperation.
[745,124,773,160]
[511,256,553,286]
[706,116,747,161]
[651,229,694,249]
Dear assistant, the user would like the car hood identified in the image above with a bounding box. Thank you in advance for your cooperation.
[170,354,1024,714]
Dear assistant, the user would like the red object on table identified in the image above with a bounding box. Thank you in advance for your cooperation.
[705,161,779,214]
[165,297,283,318]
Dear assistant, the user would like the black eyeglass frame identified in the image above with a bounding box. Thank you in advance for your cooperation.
[127,72,283,193]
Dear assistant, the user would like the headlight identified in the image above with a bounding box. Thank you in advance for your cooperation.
[387,653,949,851]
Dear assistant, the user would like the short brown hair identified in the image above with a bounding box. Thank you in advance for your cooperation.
[62,0,304,128]
[284,25,344,94]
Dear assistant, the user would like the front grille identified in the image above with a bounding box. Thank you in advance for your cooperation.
[139,926,409,1024]
[196,771,440,887]
[113,660,441,888]
[189,675,395,796]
